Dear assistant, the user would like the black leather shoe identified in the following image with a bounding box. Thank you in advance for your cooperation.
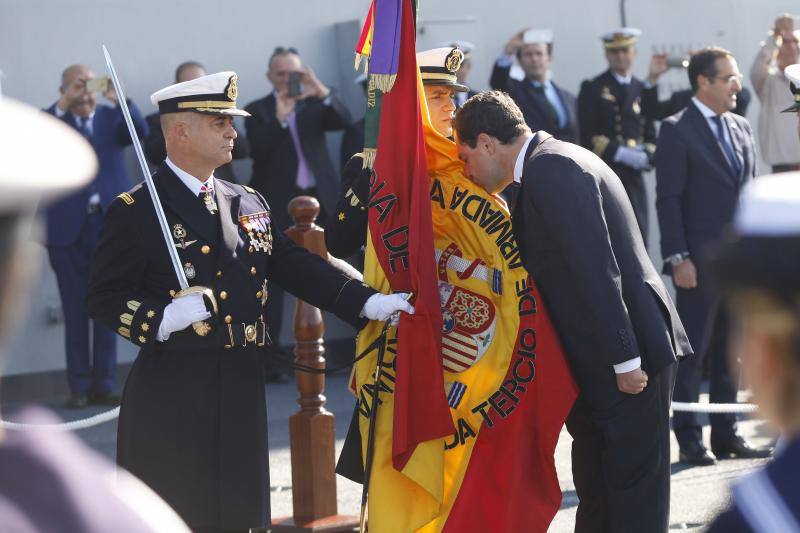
[712,435,773,459]
[679,441,717,466]
[66,393,89,409]
[89,392,121,406]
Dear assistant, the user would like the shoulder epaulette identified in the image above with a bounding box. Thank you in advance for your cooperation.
[117,192,135,206]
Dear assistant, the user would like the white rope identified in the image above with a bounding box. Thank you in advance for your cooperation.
[0,407,120,431]
[672,401,758,414]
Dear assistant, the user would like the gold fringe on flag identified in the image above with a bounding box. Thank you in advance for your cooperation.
[361,148,377,169]
[370,73,397,94]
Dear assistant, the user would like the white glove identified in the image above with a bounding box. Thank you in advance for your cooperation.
[156,293,212,341]
[361,292,415,322]
[614,146,650,170]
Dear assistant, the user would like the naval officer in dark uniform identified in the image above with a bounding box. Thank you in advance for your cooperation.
[86,71,413,532]
[578,28,656,246]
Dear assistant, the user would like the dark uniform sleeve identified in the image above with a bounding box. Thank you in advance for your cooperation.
[326,155,370,258]
[320,92,352,132]
[87,198,167,350]
[654,120,690,260]
[525,154,640,367]
[247,189,376,329]
[577,80,619,164]
[640,84,678,121]
[489,62,512,92]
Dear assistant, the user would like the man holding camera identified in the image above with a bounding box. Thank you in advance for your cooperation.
[44,63,148,409]
[490,28,578,144]
[244,48,350,374]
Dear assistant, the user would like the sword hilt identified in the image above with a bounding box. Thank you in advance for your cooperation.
[175,286,218,337]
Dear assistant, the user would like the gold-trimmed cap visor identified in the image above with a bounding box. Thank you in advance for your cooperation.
[151,71,250,117]
[602,27,641,49]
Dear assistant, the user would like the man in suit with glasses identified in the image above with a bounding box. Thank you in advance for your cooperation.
[655,47,772,466]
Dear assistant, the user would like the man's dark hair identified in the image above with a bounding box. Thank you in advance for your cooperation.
[174,61,205,83]
[454,91,528,148]
[688,46,734,93]
[516,41,553,60]
[268,46,300,70]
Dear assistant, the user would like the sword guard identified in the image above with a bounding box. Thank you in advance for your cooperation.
[175,286,219,337]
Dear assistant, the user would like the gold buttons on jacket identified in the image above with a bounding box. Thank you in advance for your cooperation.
[256,290,263,299]
[216,270,223,278]
[248,246,254,253]
[224,315,232,324]
[169,290,176,297]
[250,267,257,275]
[220,291,228,300]
[201,245,211,255]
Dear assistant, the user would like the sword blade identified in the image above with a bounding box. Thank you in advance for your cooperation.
[102,45,188,290]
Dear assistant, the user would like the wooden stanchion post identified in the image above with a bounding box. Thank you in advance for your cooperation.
[271,196,359,532]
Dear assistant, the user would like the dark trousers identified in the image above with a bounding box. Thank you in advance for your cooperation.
[672,287,738,447]
[567,363,676,533]
[47,211,117,395]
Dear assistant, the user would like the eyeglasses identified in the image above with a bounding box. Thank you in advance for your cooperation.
[713,73,744,84]
[273,46,299,55]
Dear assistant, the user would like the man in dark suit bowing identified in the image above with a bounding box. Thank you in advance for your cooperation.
[45,64,148,408]
[490,28,578,144]
[655,47,771,466]
[455,91,692,533]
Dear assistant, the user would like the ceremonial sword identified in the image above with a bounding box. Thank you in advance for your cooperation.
[102,45,217,335]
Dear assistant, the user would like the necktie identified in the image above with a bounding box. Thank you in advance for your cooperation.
[532,84,560,126]
[199,184,218,215]
[711,115,741,176]
[77,116,91,139]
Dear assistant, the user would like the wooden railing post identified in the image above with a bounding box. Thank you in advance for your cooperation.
[271,196,359,532]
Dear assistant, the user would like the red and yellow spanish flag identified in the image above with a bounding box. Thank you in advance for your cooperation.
[350,2,578,530]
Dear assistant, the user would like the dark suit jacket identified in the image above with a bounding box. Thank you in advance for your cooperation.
[43,101,148,246]
[339,117,365,173]
[143,112,250,183]
[577,70,656,176]
[490,63,578,143]
[513,132,691,408]
[244,93,350,230]
[655,102,757,268]
[642,86,751,121]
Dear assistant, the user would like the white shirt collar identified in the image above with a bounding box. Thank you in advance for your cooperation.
[691,96,719,119]
[611,70,633,85]
[513,134,535,184]
[165,157,215,197]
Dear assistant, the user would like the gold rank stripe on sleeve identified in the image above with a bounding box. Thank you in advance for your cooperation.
[118,327,131,339]
[127,300,142,312]
[117,192,135,205]
[120,313,133,326]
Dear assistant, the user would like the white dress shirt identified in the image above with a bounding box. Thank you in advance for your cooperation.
[55,105,100,206]
[691,97,734,147]
[513,135,641,374]
[165,157,215,196]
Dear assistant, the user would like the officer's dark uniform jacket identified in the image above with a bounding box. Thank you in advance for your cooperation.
[707,438,800,532]
[577,70,656,244]
[87,162,374,529]
[325,154,370,258]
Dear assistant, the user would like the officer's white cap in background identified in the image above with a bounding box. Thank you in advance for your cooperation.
[601,28,641,49]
